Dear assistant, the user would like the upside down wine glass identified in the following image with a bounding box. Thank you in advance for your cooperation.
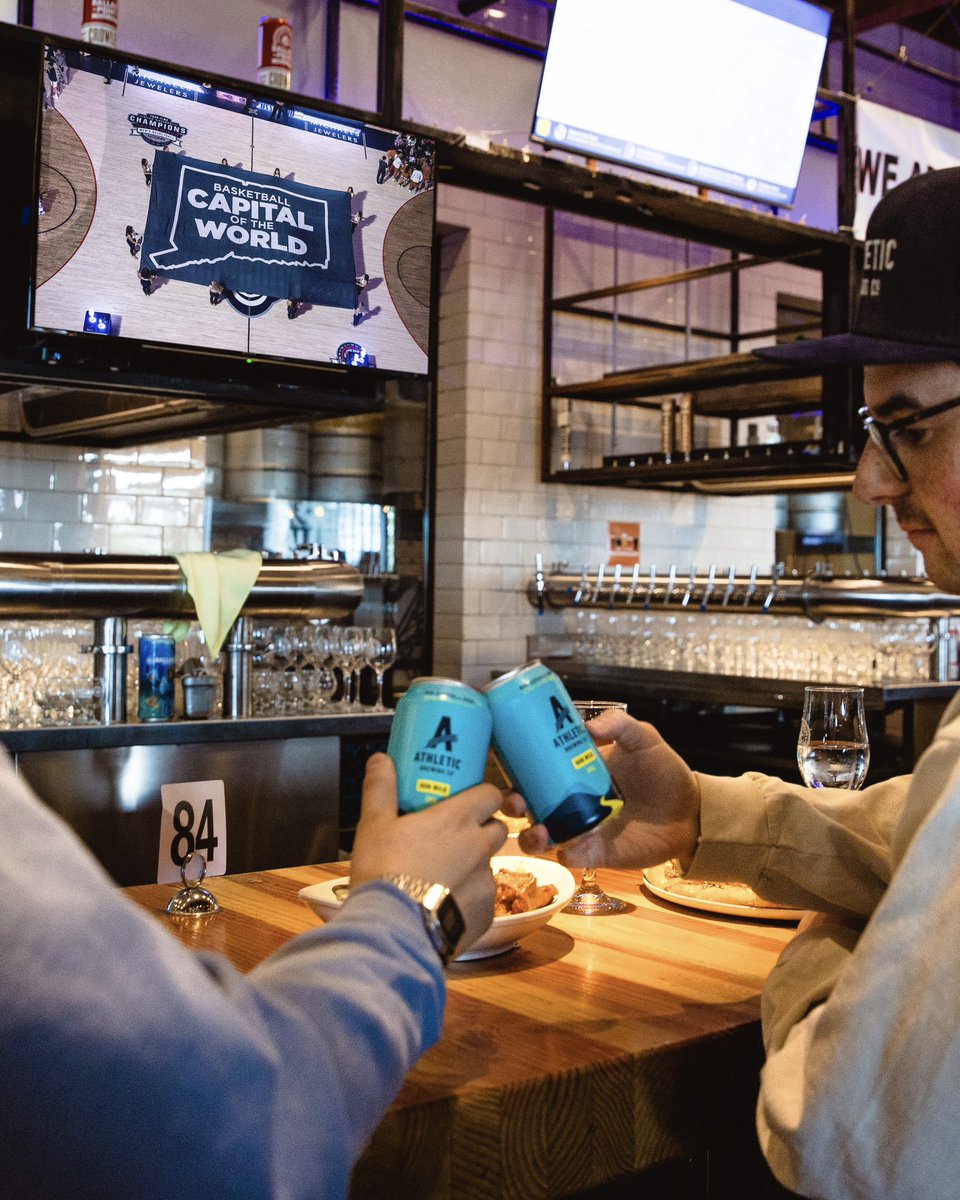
[797,686,870,791]
[564,700,629,915]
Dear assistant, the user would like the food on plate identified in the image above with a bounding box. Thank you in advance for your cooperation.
[658,858,784,909]
[493,867,558,917]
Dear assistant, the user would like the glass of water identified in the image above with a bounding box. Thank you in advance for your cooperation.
[797,686,870,790]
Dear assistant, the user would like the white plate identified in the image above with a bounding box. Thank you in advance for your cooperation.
[642,863,803,922]
[299,855,577,961]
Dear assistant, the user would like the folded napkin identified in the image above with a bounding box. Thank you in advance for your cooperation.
[167,549,263,658]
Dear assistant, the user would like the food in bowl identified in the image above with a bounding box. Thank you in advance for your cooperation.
[494,867,557,916]
[298,854,576,961]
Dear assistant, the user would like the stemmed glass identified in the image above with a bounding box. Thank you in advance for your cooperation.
[337,626,369,710]
[297,623,336,714]
[0,627,42,727]
[565,700,629,915]
[797,686,870,790]
[364,627,397,711]
[33,623,101,725]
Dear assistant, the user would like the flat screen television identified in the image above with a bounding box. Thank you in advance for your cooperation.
[0,25,436,405]
[532,0,831,208]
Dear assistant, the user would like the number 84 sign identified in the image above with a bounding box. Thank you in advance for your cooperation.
[157,779,228,884]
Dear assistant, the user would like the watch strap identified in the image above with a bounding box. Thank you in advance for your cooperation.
[380,873,464,965]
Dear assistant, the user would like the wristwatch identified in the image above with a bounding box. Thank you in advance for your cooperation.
[381,873,465,965]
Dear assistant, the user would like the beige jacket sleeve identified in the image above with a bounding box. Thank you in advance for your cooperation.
[689,768,906,915]
[689,697,960,1199]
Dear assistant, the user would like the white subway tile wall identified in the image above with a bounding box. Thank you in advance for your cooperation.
[0,439,208,556]
[433,186,783,688]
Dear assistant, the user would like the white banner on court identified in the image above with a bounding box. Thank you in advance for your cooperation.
[855,98,960,238]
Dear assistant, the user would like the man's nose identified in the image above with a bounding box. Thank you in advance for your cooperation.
[853,439,911,506]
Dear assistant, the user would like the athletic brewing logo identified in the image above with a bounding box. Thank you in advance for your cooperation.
[860,236,897,298]
[550,695,574,734]
[128,113,188,149]
[413,716,462,772]
[424,717,457,753]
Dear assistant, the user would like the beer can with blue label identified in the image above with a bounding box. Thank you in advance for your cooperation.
[483,661,622,845]
[138,634,176,722]
[389,677,492,813]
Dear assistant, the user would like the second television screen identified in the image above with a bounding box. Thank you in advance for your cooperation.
[532,0,831,207]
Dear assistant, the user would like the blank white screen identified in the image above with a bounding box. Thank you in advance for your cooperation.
[533,0,830,205]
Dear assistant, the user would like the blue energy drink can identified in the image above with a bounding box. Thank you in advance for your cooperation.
[138,634,176,722]
[483,660,622,845]
[389,677,493,813]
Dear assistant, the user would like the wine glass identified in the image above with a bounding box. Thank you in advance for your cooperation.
[797,686,870,790]
[565,700,629,915]
[336,626,369,710]
[364,627,397,711]
[0,626,42,727]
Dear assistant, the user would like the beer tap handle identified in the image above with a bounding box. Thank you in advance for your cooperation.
[643,565,657,609]
[609,563,622,608]
[573,565,588,606]
[762,562,785,614]
[680,564,697,608]
[589,563,605,606]
[663,563,678,607]
[533,553,546,615]
[721,564,737,608]
[700,563,718,611]
[625,562,641,605]
[743,564,759,608]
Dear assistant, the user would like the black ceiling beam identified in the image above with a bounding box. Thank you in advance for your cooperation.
[377,0,405,127]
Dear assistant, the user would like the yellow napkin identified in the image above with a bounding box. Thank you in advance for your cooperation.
[169,549,263,658]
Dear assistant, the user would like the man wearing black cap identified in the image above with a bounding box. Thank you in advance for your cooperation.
[510,168,960,1199]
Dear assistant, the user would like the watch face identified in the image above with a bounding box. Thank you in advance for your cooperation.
[438,894,465,947]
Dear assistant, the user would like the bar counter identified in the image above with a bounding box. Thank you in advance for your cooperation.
[0,710,393,754]
[127,860,798,1199]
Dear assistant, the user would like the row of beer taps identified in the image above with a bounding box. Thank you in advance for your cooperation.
[530,555,785,616]
[528,554,960,624]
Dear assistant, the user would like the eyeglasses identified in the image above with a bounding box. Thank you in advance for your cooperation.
[858,393,960,482]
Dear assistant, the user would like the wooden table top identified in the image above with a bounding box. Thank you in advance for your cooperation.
[126,861,797,1200]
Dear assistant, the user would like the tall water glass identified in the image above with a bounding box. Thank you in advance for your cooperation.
[797,686,870,790]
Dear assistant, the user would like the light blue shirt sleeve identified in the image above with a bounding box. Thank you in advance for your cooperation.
[0,750,444,1200]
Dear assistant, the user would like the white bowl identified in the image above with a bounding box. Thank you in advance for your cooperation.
[298,854,576,961]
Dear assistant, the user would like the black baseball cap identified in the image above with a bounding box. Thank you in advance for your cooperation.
[754,167,960,365]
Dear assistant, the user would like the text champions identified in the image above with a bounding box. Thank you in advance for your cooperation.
[186,181,315,254]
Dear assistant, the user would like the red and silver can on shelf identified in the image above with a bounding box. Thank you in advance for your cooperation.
[138,634,176,722]
[483,660,622,845]
[81,0,118,47]
[257,15,293,90]
[388,677,492,813]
